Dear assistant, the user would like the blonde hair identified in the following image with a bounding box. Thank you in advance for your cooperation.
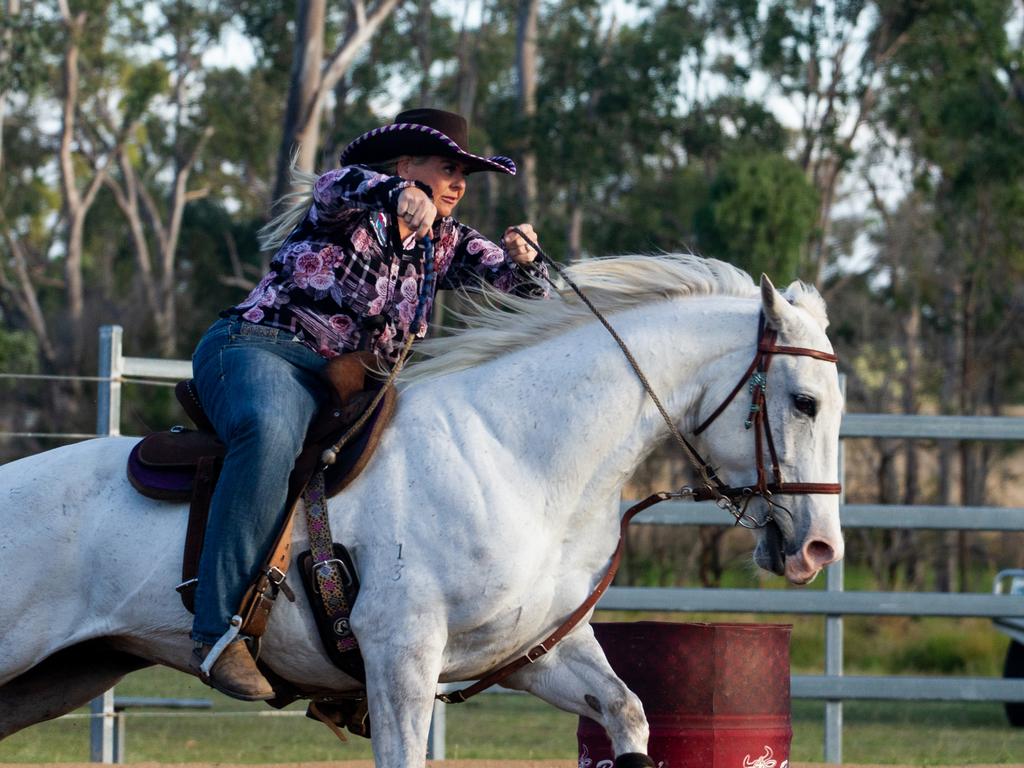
[257,155,433,252]
[258,165,319,252]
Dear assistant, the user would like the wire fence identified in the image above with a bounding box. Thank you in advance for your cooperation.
[0,365,182,446]
[0,372,108,444]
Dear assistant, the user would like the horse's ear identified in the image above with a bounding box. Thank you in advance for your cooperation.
[760,273,796,332]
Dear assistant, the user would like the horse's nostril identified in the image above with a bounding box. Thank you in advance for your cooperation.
[805,540,836,567]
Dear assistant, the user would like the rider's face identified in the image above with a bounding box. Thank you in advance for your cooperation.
[398,156,467,219]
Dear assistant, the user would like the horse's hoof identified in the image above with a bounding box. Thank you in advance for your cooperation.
[191,640,275,702]
[614,753,655,768]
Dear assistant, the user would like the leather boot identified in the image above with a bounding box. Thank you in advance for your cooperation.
[191,639,275,702]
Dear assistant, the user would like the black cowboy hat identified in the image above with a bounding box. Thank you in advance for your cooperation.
[339,108,516,176]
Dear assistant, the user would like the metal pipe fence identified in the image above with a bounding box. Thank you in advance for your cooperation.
[5,324,1023,763]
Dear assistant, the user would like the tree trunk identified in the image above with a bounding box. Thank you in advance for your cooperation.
[0,0,20,175]
[900,300,922,586]
[567,183,583,260]
[934,275,960,592]
[807,158,840,286]
[273,0,403,206]
[455,0,485,120]
[479,141,497,236]
[273,0,326,208]
[58,5,86,367]
[698,527,725,588]
[0,218,56,363]
[324,69,353,167]
[416,0,433,106]
[515,0,539,223]
[57,2,117,369]
[110,152,164,330]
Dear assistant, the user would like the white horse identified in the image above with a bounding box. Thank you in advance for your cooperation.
[0,254,843,767]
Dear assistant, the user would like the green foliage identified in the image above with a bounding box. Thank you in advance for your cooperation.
[884,0,1024,192]
[696,152,818,280]
[122,61,169,124]
[893,633,972,674]
[868,0,1024,417]
[0,16,58,95]
[199,67,282,214]
[121,381,180,435]
[888,621,1007,675]
[0,328,38,376]
[681,96,789,161]
[224,0,301,75]
[594,165,710,256]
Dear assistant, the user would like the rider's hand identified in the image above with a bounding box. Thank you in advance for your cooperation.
[504,224,539,264]
[396,187,437,240]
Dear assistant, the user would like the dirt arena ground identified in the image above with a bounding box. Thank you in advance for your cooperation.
[1,761,1017,768]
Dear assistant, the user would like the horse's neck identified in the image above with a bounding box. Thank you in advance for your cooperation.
[429,297,757,513]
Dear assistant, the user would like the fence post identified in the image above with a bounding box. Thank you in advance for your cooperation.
[114,710,126,764]
[89,690,115,763]
[427,699,446,759]
[91,326,122,762]
[97,325,123,437]
[824,564,844,762]
[823,376,846,763]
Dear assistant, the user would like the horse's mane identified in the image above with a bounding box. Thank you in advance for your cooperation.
[400,253,825,385]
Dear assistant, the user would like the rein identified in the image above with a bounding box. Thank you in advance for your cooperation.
[320,237,435,467]
[437,234,841,704]
[512,228,841,528]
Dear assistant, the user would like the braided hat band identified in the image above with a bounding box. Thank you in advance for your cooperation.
[339,109,516,176]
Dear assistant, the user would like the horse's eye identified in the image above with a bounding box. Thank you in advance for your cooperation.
[793,394,817,417]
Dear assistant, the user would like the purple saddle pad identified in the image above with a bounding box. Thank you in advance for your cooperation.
[127,429,225,501]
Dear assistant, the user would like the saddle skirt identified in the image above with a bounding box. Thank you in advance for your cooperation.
[127,354,396,503]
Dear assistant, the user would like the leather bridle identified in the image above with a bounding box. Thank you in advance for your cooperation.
[677,311,842,529]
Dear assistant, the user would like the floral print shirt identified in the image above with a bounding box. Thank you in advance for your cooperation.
[228,165,547,364]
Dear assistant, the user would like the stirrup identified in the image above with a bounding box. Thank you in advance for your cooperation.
[198,614,243,677]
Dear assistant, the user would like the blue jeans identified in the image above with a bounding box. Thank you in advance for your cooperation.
[190,318,328,644]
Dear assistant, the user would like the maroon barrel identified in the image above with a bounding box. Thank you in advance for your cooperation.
[578,622,792,768]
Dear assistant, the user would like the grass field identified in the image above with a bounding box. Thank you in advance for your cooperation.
[1,666,1023,765]
[2,591,1019,764]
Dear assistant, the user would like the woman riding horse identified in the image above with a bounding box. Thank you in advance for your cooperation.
[190,108,546,700]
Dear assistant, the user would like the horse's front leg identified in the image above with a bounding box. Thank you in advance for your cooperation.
[503,625,653,768]
[359,618,444,768]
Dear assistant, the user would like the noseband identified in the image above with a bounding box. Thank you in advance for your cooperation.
[680,312,842,528]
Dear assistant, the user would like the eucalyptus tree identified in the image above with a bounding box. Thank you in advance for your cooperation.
[875,0,1024,589]
[271,0,404,205]
[516,0,539,222]
[710,0,921,285]
[99,3,228,357]
[0,0,56,365]
[509,0,703,258]
[0,1,233,438]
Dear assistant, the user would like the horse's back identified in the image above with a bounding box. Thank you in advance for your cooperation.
[1,438,152,537]
[0,438,189,660]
